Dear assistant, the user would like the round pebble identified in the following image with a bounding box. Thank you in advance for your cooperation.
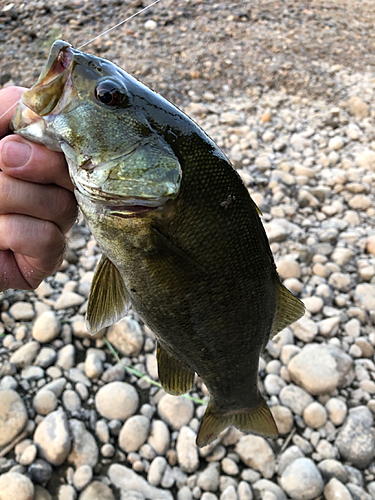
[0,389,28,448]
[0,472,34,500]
[303,402,327,428]
[95,382,139,420]
[33,390,58,415]
[32,311,60,343]
[279,458,324,500]
[158,394,194,430]
[119,415,150,453]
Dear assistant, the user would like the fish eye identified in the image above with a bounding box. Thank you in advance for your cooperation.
[94,81,126,106]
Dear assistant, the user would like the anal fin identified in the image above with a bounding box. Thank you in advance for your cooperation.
[86,255,130,334]
[196,395,278,448]
[157,344,195,395]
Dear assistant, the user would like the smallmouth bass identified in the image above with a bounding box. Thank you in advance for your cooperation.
[11,40,305,447]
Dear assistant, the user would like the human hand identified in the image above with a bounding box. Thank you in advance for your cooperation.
[0,86,78,292]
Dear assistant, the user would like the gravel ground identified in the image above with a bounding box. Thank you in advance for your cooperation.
[1,1,375,499]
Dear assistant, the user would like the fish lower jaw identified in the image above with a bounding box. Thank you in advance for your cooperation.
[75,186,167,218]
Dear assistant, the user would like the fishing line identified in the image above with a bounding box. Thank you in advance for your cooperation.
[0,102,18,124]
[77,0,163,49]
[0,0,163,125]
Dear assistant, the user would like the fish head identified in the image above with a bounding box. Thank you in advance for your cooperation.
[11,40,182,218]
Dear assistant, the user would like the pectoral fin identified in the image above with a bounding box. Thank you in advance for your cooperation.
[86,255,130,334]
[157,344,195,395]
[270,280,305,338]
[196,395,278,448]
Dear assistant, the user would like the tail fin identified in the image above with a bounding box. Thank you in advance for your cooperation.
[196,395,278,447]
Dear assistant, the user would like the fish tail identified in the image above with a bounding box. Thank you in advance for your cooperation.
[196,395,278,447]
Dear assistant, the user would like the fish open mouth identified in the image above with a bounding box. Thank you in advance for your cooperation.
[73,179,167,218]
[107,203,161,218]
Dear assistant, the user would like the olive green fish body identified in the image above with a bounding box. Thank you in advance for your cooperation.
[11,41,305,446]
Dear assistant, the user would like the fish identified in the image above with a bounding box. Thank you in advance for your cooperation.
[11,40,305,447]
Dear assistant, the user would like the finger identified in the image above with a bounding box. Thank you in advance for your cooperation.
[0,135,74,192]
[0,214,66,290]
[0,87,26,138]
[0,173,78,234]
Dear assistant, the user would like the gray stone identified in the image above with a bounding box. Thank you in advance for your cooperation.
[73,465,93,491]
[158,394,194,430]
[279,384,313,415]
[33,390,58,415]
[66,368,91,387]
[28,459,53,486]
[107,317,144,356]
[325,397,347,426]
[252,479,286,499]
[235,435,275,479]
[287,343,353,395]
[34,485,52,500]
[108,464,173,500]
[9,341,40,369]
[56,344,76,370]
[346,484,372,500]
[324,478,351,500]
[302,402,327,429]
[277,446,305,476]
[291,317,318,343]
[317,459,348,483]
[21,365,44,380]
[221,485,238,500]
[95,382,139,420]
[335,406,375,468]
[0,472,34,500]
[78,481,115,500]
[62,390,81,412]
[32,311,60,343]
[355,284,375,311]
[42,377,67,397]
[197,463,220,491]
[57,484,77,500]
[68,419,99,468]
[84,353,103,379]
[34,410,71,466]
[19,443,37,466]
[348,97,369,119]
[270,405,294,435]
[176,426,199,473]
[54,291,85,309]
[238,481,253,500]
[118,415,150,453]
[147,456,167,486]
[0,389,28,448]
[279,458,324,500]
[34,347,57,368]
[148,419,170,455]
[9,301,35,321]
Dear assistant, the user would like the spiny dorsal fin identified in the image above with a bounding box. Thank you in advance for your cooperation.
[271,280,305,338]
[196,395,278,448]
[157,344,195,395]
[86,255,130,334]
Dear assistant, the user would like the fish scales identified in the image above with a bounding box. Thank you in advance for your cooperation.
[11,40,305,446]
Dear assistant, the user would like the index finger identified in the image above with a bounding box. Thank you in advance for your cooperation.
[0,87,26,138]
